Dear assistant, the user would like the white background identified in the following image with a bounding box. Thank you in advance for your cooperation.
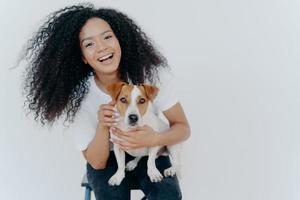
[0,0,299,200]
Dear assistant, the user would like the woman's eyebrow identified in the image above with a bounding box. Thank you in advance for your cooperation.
[81,30,113,44]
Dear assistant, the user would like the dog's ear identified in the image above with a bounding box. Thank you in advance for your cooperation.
[106,82,127,100]
[140,84,159,101]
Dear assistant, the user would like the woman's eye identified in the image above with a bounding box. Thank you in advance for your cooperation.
[104,35,112,40]
[85,42,94,48]
[120,97,127,103]
[139,98,146,104]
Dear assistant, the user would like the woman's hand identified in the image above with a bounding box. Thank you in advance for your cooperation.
[97,100,119,127]
[110,125,159,150]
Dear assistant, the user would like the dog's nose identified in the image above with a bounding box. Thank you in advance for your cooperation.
[128,114,138,124]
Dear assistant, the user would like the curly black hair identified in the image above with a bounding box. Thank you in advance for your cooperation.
[19,3,168,126]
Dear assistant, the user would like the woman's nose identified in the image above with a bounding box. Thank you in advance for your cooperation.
[96,39,107,52]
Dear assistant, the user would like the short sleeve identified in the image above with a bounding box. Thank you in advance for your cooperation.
[63,107,97,151]
[153,69,179,111]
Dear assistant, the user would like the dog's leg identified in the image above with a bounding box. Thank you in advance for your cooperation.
[108,145,126,186]
[164,144,181,178]
[126,156,142,171]
[147,147,163,182]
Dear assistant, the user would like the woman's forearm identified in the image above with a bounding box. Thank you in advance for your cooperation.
[84,123,110,169]
[155,122,190,146]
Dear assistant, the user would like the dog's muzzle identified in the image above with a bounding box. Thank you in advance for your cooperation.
[128,114,139,126]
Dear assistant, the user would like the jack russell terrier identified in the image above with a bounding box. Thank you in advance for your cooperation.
[105,82,181,186]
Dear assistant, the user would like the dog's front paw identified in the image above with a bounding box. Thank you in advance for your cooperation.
[108,171,125,186]
[164,166,177,177]
[147,167,163,182]
[126,160,138,171]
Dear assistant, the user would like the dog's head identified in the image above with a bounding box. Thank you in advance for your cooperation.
[106,82,159,127]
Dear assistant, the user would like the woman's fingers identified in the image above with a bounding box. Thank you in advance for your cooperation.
[111,139,136,150]
[110,127,138,144]
[111,127,132,137]
[104,116,118,123]
[99,105,115,112]
[103,122,118,127]
[101,115,120,127]
[97,101,119,127]
[102,109,115,117]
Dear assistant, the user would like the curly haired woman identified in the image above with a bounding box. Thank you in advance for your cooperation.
[20,3,190,200]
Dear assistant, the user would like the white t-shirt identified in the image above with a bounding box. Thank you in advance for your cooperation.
[66,69,178,151]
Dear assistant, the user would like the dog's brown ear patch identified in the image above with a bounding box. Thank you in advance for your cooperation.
[106,82,127,100]
[140,84,159,101]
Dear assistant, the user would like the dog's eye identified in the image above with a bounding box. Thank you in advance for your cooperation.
[120,97,127,103]
[139,98,146,104]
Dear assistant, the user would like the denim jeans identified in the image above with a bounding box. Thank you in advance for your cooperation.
[87,151,182,200]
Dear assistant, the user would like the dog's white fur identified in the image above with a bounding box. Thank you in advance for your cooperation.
[107,85,181,186]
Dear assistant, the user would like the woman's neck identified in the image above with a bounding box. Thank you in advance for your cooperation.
[94,72,122,94]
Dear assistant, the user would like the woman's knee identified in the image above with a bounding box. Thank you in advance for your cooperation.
[137,156,182,199]
[159,177,182,199]
[86,162,131,200]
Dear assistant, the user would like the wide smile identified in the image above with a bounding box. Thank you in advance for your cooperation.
[97,53,114,64]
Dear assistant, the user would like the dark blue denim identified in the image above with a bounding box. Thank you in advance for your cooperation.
[87,151,182,200]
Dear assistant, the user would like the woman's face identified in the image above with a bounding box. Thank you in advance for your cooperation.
[79,17,122,76]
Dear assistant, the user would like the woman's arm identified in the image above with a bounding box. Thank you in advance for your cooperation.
[82,101,117,169]
[155,102,190,146]
[82,123,110,170]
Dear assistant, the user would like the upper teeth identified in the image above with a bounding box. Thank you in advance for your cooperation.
[99,53,113,61]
